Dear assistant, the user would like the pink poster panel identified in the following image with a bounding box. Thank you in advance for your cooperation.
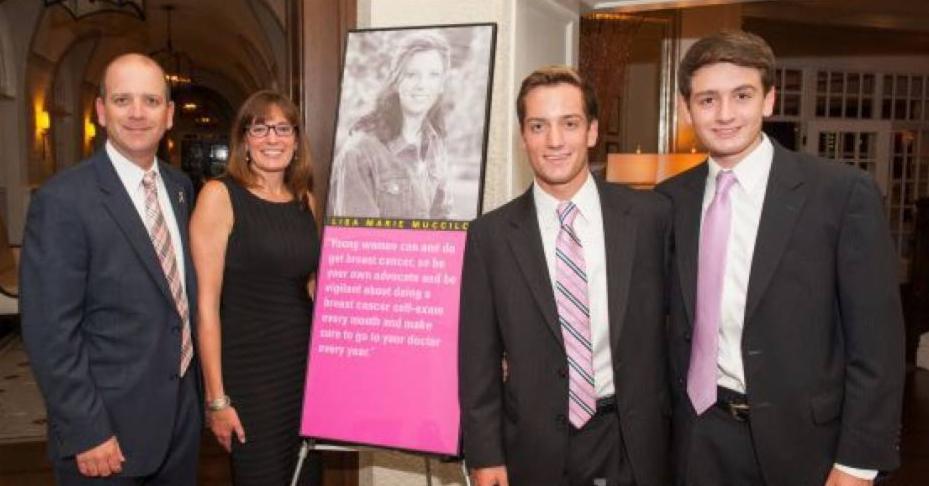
[301,224,466,455]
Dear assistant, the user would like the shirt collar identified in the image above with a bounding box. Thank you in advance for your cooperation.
[386,120,439,155]
[533,171,598,228]
[107,140,161,189]
[706,133,773,197]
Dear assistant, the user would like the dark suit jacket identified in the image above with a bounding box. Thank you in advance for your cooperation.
[20,150,199,476]
[655,142,904,486]
[459,178,672,486]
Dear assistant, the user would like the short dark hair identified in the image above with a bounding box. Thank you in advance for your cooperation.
[516,65,598,127]
[678,30,775,100]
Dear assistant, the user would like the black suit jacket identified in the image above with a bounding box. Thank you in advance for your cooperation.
[459,178,672,486]
[655,142,904,485]
[20,151,200,476]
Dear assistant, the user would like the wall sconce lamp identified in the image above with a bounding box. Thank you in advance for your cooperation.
[37,109,51,158]
[85,119,96,139]
[83,115,97,156]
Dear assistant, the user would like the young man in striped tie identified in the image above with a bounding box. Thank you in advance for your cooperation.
[459,65,672,486]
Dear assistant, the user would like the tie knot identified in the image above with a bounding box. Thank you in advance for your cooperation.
[142,170,158,189]
[557,201,580,228]
[715,170,737,196]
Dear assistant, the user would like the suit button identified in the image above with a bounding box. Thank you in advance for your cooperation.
[172,326,180,334]
[557,368,567,378]
[683,331,692,342]
[556,414,566,425]
[169,373,179,381]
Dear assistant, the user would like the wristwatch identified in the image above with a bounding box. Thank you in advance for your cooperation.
[206,395,231,412]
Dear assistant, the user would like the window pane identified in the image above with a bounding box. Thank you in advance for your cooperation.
[842,133,856,158]
[861,133,874,158]
[830,96,844,117]
[863,74,875,94]
[861,98,873,119]
[895,99,908,120]
[831,72,844,94]
[785,69,802,92]
[897,75,909,96]
[783,95,800,117]
[847,73,861,95]
[846,97,860,118]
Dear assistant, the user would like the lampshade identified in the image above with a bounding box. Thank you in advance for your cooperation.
[607,152,707,188]
[37,110,51,133]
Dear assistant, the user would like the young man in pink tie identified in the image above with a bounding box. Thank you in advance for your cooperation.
[656,31,904,486]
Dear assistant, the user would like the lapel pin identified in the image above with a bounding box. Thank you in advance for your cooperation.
[178,191,185,204]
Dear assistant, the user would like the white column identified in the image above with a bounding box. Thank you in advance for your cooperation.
[352,1,580,484]
[918,332,929,371]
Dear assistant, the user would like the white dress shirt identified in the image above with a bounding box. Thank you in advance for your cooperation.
[107,141,187,291]
[534,172,614,398]
[702,134,875,480]
[701,135,772,394]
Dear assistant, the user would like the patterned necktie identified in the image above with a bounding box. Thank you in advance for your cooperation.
[142,171,193,376]
[555,201,596,428]
[688,170,738,414]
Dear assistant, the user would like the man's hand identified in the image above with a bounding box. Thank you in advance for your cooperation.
[472,466,509,486]
[825,467,873,486]
[75,436,124,477]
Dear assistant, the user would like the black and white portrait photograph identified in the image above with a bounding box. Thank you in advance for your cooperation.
[326,24,496,221]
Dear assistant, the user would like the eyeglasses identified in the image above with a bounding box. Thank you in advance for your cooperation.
[247,123,296,138]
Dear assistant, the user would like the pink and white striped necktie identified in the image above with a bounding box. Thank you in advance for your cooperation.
[142,171,193,376]
[555,201,596,428]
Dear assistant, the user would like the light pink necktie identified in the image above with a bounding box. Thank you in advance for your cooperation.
[688,170,737,414]
[142,171,193,376]
[555,201,596,428]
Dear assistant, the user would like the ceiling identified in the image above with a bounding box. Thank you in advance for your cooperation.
[742,0,929,34]
[34,0,288,108]
[588,0,929,34]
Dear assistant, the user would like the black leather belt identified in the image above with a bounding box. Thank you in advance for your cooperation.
[594,395,616,416]
[714,387,750,422]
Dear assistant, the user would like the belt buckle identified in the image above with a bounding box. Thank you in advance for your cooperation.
[728,402,750,422]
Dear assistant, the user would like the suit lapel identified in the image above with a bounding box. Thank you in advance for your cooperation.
[744,144,807,320]
[160,165,190,256]
[506,189,563,347]
[675,164,708,326]
[93,154,174,304]
[160,166,196,300]
[598,181,636,352]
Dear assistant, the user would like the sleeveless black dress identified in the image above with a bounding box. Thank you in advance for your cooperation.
[219,177,320,485]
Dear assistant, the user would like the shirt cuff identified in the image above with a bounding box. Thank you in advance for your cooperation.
[834,463,878,480]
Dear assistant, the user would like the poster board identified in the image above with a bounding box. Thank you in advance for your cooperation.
[301,23,496,456]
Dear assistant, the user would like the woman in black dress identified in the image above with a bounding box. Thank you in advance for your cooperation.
[191,91,320,485]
